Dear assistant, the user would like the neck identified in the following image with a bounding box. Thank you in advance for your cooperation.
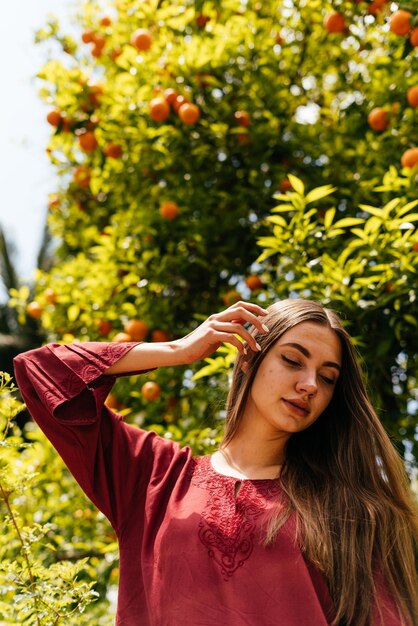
[219,428,288,480]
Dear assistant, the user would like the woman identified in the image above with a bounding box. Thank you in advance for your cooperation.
[14,299,418,626]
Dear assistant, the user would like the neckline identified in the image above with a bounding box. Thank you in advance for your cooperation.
[206,453,280,483]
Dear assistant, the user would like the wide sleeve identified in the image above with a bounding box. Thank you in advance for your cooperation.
[13,342,181,535]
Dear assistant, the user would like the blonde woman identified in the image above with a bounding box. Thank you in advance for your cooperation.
[14,299,418,626]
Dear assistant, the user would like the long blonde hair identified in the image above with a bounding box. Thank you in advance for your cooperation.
[223,299,418,626]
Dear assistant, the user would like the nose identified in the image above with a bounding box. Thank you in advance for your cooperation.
[296,373,318,397]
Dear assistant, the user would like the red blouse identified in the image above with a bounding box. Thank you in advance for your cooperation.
[13,342,402,626]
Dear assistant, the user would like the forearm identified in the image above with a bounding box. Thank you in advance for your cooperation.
[104,341,188,375]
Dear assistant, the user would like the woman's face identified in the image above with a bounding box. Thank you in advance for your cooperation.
[242,322,342,438]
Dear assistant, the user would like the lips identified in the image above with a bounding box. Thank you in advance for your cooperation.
[282,398,309,416]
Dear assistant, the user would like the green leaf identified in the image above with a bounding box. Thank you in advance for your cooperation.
[271,204,292,213]
[272,193,292,201]
[67,304,80,322]
[358,205,384,218]
[354,276,379,286]
[351,228,368,240]
[337,239,365,265]
[403,314,417,326]
[398,199,418,217]
[382,198,401,217]
[364,216,382,234]
[332,217,364,229]
[266,215,287,226]
[288,174,304,195]
[399,213,418,223]
[305,185,336,204]
[323,208,336,230]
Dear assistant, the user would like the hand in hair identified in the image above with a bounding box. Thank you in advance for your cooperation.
[104,301,269,375]
[173,300,269,364]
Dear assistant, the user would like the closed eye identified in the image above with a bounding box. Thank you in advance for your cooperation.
[283,355,336,385]
[282,355,300,367]
[320,375,336,386]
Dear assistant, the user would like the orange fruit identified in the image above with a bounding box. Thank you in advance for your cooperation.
[410,28,418,46]
[92,33,106,49]
[91,44,104,58]
[389,10,412,36]
[178,103,200,125]
[152,329,170,342]
[141,381,161,401]
[104,143,123,158]
[97,319,113,336]
[73,166,91,187]
[48,194,60,209]
[279,178,292,192]
[324,12,346,33]
[172,95,188,113]
[62,118,73,133]
[47,110,62,127]
[149,96,170,122]
[196,14,210,28]
[367,108,389,132]
[88,84,104,106]
[44,288,57,304]
[112,332,132,342]
[81,30,95,44]
[367,0,386,15]
[159,201,180,220]
[27,301,43,319]
[105,393,119,409]
[401,147,418,169]
[99,16,112,27]
[223,290,241,306]
[110,47,122,60]
[234,110,251,127]
[124,319,149,340]
[407,86,418,107]
[131,28,152,51]
[245,275,263,291]
[164,88,177,105]
[79,131,98,152]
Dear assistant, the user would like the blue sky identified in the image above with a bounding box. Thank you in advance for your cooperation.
[0,0,75,297]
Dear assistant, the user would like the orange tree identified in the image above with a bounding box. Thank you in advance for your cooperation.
[28,0,418,438]
[6,1,418,620]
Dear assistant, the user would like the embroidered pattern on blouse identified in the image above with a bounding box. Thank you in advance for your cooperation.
[190,457,282,580]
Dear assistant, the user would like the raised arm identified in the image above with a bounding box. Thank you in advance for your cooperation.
[104,300,269,375]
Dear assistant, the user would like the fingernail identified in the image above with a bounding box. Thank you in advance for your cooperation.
[243,346,248,355]
[256,342,261,351]
[262,324,269,333]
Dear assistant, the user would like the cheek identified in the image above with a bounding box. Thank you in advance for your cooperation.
[251,365,282,402]
[317,388,335,412]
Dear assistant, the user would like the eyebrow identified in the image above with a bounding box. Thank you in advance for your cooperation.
[280,342,341,372]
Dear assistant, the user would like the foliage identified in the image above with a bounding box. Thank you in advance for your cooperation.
[0,372,117,624]
[198,172,418,462]
[4,0,418,618]
[22,0,417,438]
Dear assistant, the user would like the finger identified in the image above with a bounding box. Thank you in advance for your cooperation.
[214,332,249,355]
[229,300,268,317]
[216,306,270,335]
[211,322,260,352]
